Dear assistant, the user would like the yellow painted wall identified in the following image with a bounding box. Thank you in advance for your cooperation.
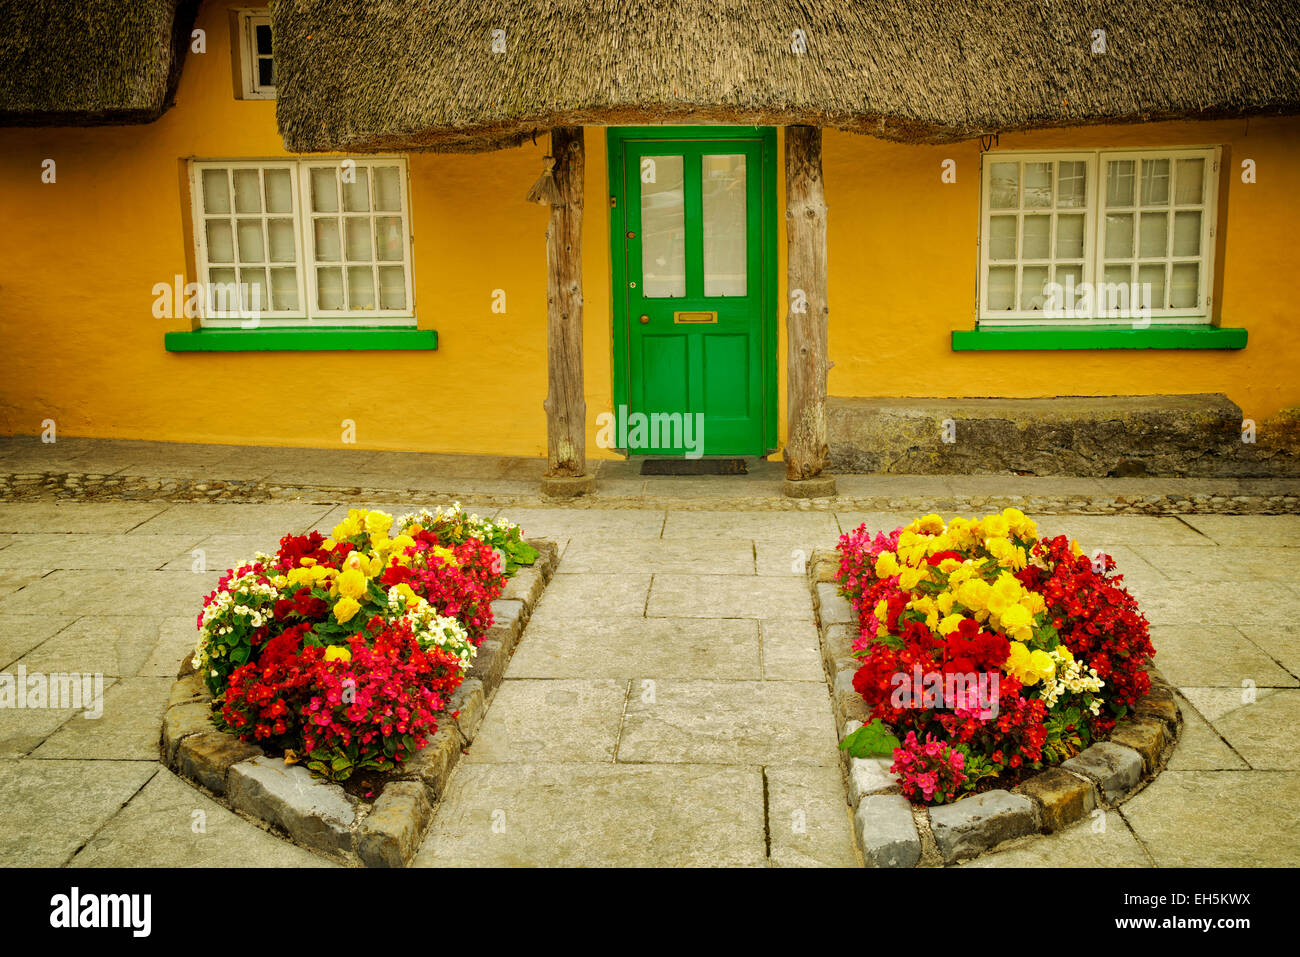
[0,0,1295,460]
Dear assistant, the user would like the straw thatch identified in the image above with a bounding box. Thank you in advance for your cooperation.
[0,0,198,125]
[273,0,1300,152]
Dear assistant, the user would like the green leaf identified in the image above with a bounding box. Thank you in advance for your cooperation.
[838,719,901,758]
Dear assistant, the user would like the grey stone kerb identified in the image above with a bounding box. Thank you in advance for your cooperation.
[161,538,558,867]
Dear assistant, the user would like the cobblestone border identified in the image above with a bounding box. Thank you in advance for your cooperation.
[160,539,558,867]
[808,548,1182,867]
[2,469,1297,514]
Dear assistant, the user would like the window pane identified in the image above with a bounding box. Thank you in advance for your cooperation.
[374,167,402,211]
[345,217,372,262]
[233,170,261,214]
[989,163,1018,209]
[205,220,234,263]
[342,168,370,212]
[988,216,1017,260]
[236,219,264,263]
[1107,160,1135,207]
[374,216,403,261]
[201,169,230,214]
[1020,266,1049,310]
[255,23,272,55]
[1105,213,1133,259]
[1103,264,1132,289]
[1138,264,1166,310]
[1139,212,1168,258]
[1023,163,1052,208]
[701,154,747,297]
[1141,159,1170,205]
[347,266,376,310]
[264,169,293,213]
[378,265,407,310]
[310,169,339,212]
[208,268,237,312]
[1055,262,1083,290]
[640,154,685,298]
[1057,161,1086,208]
[1056,214,1084,259]
[986,266,1015,310]
[1021,215,1050,259]
[1173,211,1201,256]
[268,219,296,262]
[1175,158,1205,206]
[258,57,274,88]
[1170,263,1199,308]
[313,218,341,262]
[316,267,344,310]
[270,267,298,311]
[239,268,268,312]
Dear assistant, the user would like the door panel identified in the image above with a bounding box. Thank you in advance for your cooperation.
[610,129,775,457]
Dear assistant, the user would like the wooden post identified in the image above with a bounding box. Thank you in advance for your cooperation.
[540,126,592,495]
[783,125,834,496]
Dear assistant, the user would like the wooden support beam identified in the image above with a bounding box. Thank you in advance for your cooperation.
[541,126,589,485]
[783,125,833,490]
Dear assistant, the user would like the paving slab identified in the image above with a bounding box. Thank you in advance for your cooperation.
[765,764,860,867]
[528,573,652,620]
[1135,545,1300,583]
[464,679,628,764]
[125,503,336,537]
[1026,515,1212,547]
[506,617,761,680]
[0,533,205,571]
[1203,689,1300,769]
[1137,583,1300,628]
[1178,514,1300,547]
[617,679,839,766]
[1167,693,1249,771]
[70,769,332,867]
[0,569,218,617]
[415,762,766,867]
[647,573,812,620]
[482,508,666,541]
[557,537,755,576]
[30,676,172,760]
[0,503,168,535]
[0,759,157,866]
[661,509,838,544]
[759,619,825,681]
[13,616,171,677]
[1121,770,1300,866]
[0,614,77,669]
[1149,625,1298,688]
[1236,624,1300,677]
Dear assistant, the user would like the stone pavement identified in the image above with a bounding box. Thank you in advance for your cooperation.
[0,440,1297,867]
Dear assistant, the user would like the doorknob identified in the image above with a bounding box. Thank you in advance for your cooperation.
[639,315,649,324]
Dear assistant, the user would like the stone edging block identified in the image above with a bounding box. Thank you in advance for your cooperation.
[160,537,555,866]
[807,560,1183,867]
[855,794,921,868]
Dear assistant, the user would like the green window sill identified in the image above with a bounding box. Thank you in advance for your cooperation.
[951,324,1247,351]
[164,327,438,352]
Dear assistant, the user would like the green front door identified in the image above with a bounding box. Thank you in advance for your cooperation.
[608,127,777,457]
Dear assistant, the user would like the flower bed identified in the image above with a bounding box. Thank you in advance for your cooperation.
[835,508,1155,806]
[192,503,537,784]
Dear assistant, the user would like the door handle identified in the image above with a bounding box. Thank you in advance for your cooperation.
[639,314,650,324]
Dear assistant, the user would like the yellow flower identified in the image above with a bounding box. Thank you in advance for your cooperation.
[332,597,361,624]
[323,645,352,663]
[336,568,367,601]
[999,603,1034,642]
[936,590,956,616]
[1069,538,1084,559]
[365,510,394,538]
[1004,641,1054,685]
[938,613,966,636]
[982,514,1010,539]
[1029,649,1055,683]
[898,565,928,590]
[956,578,990,611]
[874,551,900,578]
[331,510,364,541]
[913,513,946,534]
[394,582,419,609]
[936,557,962,574]
[1002,507,1037,541]
[873,598,889,623]
[299,556,317,567]
[322,538,336,550]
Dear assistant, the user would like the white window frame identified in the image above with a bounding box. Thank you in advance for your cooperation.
[237,9,275,100]
[188,157,416,328]
[978,147,1220,325]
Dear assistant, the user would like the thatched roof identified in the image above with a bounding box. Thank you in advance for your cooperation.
[273,0,1300,153]
[0,0,198,125]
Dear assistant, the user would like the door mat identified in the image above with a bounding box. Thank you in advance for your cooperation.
[640,458,748,476]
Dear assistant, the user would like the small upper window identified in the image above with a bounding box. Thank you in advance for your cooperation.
[237,9,275,99]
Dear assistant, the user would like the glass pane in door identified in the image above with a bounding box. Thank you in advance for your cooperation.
[701,154,747,297]
[639,155,685,298]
